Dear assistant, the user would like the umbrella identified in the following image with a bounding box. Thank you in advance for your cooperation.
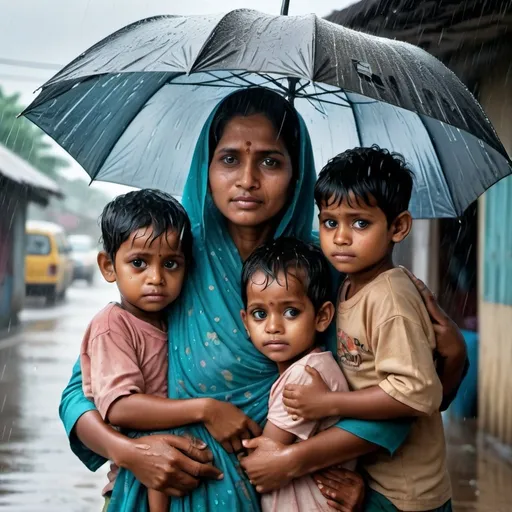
[23,8,511,218]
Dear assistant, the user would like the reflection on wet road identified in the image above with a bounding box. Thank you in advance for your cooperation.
[0,280,510,511]
[0,279,118,511]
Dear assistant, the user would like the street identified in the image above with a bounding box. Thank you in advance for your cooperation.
[0,279,511,511]
[0,277,116,512]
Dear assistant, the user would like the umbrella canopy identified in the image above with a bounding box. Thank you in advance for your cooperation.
[23,9,511,218]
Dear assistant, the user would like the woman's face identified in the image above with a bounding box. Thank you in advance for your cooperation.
[209,114,294,229]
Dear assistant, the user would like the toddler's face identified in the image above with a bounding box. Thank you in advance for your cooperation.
[318,193,398,275]
[241,270,332,371]
[101,226,186,318]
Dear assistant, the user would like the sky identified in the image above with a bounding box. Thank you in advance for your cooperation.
[0,0,355,196]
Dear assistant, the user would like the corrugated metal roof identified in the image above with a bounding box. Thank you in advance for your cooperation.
[0,143,62,197]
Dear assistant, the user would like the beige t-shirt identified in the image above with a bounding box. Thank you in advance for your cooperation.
[336,268,451,511]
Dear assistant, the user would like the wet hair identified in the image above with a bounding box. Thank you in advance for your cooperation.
[314,145,414,224]
[241,236,331,312]
[209,87,301,173]
[100,189,192,263]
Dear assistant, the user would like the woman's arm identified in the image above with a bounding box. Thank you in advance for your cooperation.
[241,425,376,492]
[60,358,223,495]
[59,358,108,471]
[400,267,468,406]
[241,414,411,492]
[75,410,223,495]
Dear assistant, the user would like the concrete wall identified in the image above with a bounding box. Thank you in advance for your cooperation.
[478,60,512,445]
[0,180,27,330]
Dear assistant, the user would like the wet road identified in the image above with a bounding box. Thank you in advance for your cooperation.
[0,278,117,511]
[0,279,511,511]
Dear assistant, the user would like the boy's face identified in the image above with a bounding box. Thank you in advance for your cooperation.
[241,270,333,371]
[98,226,186,318]
[318,193,411,275]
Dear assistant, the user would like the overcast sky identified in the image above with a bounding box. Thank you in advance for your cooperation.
[0,0,355,194]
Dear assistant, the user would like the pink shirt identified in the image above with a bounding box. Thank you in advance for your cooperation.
[261,350,356,512]
[80,303,168,421]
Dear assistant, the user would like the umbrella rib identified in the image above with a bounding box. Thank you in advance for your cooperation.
[89,73,171,181]
[414,114,457,216]
[186,11,234,74]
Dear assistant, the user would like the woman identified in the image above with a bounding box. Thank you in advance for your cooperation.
[60,88,467,511]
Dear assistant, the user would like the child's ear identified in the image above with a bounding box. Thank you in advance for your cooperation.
[315,301,335,333]
[391,211,412,243]
[97,251,116,283]
[240,310,250,337]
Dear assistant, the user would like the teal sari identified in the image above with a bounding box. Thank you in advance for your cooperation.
[59,101,411,512]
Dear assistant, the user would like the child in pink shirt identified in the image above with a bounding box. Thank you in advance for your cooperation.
[80,189,192,512]
[240,237,356,512]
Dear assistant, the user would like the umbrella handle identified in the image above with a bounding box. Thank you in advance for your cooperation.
[280,0,290,15]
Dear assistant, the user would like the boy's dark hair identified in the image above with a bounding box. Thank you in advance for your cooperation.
[314,145,414,224]
[100,189,192,263]
[241,237,331,312]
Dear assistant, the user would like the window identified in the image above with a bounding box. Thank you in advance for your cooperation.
[26,234,51,255]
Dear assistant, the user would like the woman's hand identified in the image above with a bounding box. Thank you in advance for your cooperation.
[113,434,223,496]
[400,266,467,403]
[314,467,365,511]
[240,437,293,492]
[203,399,262,454]
[282,366,333,421]
[400,266,466,360]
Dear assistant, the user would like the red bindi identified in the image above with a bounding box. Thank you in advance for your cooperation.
[246,141,252,154]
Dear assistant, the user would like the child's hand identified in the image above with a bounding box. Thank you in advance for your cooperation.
[283,366,333,421]
[203,399,262,454]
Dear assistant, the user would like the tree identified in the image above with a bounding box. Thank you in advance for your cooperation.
[0,87,68,180]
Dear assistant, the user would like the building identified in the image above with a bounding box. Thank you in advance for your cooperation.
[0,143,62,330]
[328,0,512,446]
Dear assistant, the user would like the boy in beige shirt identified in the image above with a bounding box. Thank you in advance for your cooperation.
[282,146,452,511]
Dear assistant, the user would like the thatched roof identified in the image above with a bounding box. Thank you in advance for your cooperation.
[327,0,512,86]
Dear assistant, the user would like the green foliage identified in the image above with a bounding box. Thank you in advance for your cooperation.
[0,88,68,180]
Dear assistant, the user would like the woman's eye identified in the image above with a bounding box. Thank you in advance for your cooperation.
[284,308,300,319]
[131,259,146,269]
[323,219,337,229]
[262,157,278,168]
[165,261,179,270]
[252,310,267,320]
[222,155,237,165]
[354,219,369,229]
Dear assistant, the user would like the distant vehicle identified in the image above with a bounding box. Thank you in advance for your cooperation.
[68,234,97,285]
[25,221,73,304]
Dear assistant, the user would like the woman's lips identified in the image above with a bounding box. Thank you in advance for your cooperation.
[231,196,262,210]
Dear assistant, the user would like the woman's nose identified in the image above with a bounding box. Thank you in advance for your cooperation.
[237,162,259,189]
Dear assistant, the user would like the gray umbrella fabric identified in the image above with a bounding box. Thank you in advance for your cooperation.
[23,9,511,218]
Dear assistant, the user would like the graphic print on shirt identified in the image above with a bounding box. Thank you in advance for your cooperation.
[336,328,368,368]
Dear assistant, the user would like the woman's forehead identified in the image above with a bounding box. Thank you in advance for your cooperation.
[216,114,286,149]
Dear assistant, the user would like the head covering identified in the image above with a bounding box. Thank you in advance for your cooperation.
[110,89,317,512]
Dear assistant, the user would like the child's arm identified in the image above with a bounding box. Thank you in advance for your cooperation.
[262,421,296,446]
[284,316,442,421]
[86,332,261,453]
[283,370,422,421]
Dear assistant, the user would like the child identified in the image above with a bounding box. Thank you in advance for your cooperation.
[240,237,357,512]
[80,189,192,512]
[283,146,452,511]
